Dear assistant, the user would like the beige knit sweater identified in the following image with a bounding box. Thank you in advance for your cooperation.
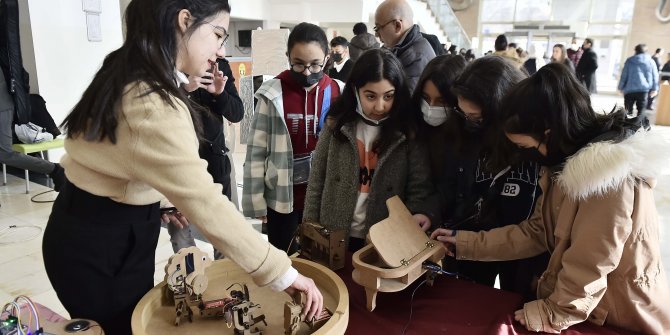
[61,82,291,286]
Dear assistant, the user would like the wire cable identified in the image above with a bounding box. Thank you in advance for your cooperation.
[14,296,39,334]
[30,189,56,203]
[400,279,427,335]
[0,225,43,245]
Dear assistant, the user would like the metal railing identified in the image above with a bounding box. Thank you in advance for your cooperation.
[424,0,471,49]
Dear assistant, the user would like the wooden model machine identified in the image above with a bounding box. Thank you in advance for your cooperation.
[351,196,446,311]
[223,283,267,335]
[299,222,346,271]
[164,247,213,326]
[283,293,332,335]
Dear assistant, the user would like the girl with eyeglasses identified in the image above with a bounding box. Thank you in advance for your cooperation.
[43,2,323,334]
[426,56,548,301]
[242,22,344,255]
[302,48,433,252]
[433,63,670,334]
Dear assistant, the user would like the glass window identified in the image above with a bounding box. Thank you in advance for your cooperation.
[515,0,551,21]
[551,0,590,21]
[481,0,516,22]
[481,24,514,35]
[591,0,635,22]
[587,23,629,36]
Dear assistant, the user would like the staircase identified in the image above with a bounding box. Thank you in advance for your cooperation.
[418,0,471,49]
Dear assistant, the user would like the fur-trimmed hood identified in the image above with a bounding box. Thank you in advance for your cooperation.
[556,130,670,200]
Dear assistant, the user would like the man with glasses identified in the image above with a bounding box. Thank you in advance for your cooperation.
[374,0,435,90]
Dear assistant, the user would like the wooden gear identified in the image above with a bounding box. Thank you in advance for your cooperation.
[299,222,346,270]
[351,196,445,311]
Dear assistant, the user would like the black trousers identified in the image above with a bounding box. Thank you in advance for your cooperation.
[647,91,656,109]
[624,92,648,117]
[43,180,160,335]
[266,207,302,254]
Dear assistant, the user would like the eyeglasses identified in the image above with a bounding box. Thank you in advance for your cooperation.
[203,21,230,49]
[373,19,399,33]
[454,106,483,125]
[290,60,326,74]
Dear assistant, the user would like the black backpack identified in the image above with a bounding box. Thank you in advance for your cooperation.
[0,0,31,124]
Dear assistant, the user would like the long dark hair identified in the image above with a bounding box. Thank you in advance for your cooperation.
[450,56,527,168]
[412,54,467,113]
[502,63,631,162]
[412,54,467,179]
[62,0,231,143]
[329,48,414,153]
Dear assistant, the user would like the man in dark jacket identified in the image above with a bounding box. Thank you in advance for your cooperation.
[328,36,353,82]
[375,0,436,91]
[349,23,380,62]
[575,38,598,94]
[421,32,444,56]
[170,58,244,259]
[662,53,670,82]
[647,48,664,110]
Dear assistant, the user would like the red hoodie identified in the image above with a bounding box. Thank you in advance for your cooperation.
[275,70,341,211]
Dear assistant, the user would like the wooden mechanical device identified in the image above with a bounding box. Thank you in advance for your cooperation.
[299,222,346,270]
[133,253,349,334]
[163,246,213,326]
[352,196,446,311]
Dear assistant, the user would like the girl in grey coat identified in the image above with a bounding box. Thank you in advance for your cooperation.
[303,49,434,252]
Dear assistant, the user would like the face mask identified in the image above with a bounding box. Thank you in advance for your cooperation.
[290,70,323,88]
[519,147,546,163]
[421,99,448,126]
[462,118,484,133]
[332,53,343,62]
[570,43,579,51]
[354,88,388,126]
[518,135,565,166]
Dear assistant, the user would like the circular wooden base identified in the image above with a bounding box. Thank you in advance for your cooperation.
[132,258,348,334]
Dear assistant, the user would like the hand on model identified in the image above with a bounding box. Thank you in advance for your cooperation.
[285,274,323,321]
[412,213,431,232]
[430,228,457,257]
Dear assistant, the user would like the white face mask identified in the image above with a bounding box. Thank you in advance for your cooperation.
[570,43,579,51]
[354,88,389,126]
[421,99,448,126]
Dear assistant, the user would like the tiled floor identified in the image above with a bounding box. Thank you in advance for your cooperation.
[0,93,668,321]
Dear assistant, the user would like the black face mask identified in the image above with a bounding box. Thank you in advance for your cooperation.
[290,70,323,88]
[519,147,546,163]
[332,53,343,62]
[519,136,566,167]
[463,120,484,133]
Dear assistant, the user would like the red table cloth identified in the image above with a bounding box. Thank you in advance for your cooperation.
[335,255,640,335]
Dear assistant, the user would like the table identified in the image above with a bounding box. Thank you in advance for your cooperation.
[336,255,639,335]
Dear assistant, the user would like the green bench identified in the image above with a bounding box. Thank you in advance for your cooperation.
[2,138,65,193]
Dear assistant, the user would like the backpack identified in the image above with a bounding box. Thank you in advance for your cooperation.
[14,122,53,144]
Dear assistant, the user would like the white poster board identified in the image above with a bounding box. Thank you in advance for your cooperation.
[251,29,290,76]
